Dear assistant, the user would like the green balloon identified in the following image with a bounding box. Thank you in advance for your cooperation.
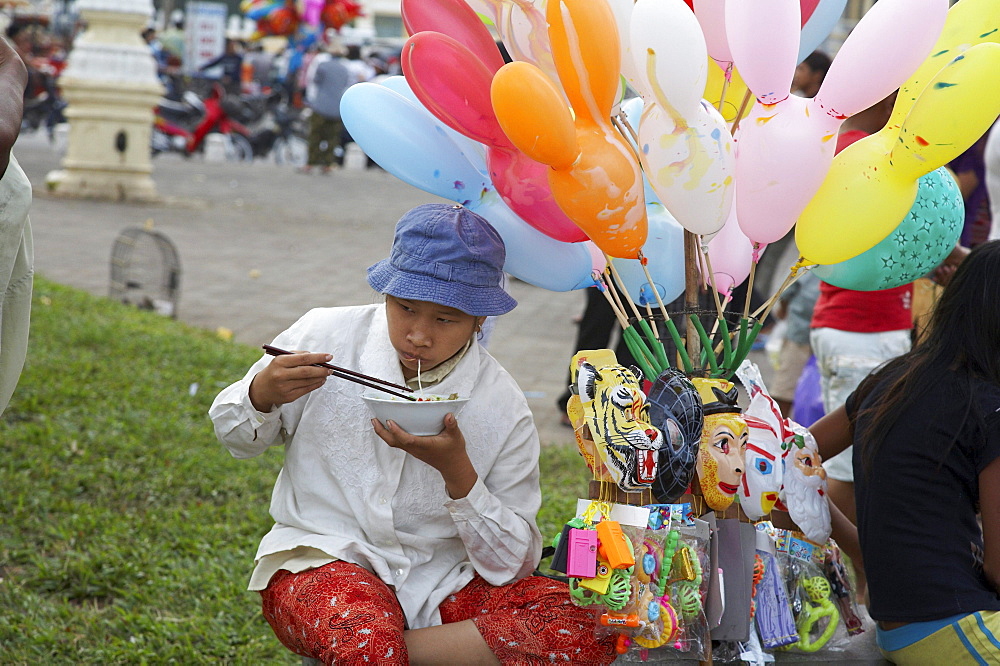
[813,167,964,291]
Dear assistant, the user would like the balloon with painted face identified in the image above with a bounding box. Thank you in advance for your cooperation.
[647,368,704,503]
[576,362,663,492]
[691,377,748,511]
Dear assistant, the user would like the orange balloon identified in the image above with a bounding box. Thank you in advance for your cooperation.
[492,0,647,259]
[491,62,578,170]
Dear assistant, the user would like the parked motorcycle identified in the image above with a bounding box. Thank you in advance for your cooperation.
[151,83,254,161]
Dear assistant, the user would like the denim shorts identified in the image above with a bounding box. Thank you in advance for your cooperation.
[809,327,911,482]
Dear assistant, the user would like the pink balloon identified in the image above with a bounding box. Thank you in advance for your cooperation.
[727,0,946,245]
[693,0,733,66]
[703,197,766,297]
[401,0,506,73]
[403,32,588,243]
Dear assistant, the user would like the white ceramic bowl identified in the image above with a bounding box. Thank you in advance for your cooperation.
[361,391,470,436]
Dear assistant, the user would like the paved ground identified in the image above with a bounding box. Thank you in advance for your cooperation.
[13,129,885,663]
[17,130,592,447]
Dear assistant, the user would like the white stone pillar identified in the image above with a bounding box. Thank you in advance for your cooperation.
[46,0,164,202]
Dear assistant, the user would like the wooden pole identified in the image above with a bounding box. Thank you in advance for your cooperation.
[684,230,702,365]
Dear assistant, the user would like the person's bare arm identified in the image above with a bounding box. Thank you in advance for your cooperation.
[0,36,26,179]
[809,404,854,462]
[980,456,1000,595]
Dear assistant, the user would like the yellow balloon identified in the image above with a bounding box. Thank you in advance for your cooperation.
[491,62,578,170]
[796,43,1000,266]
[888,0,1000,129]
[703,60,752,125]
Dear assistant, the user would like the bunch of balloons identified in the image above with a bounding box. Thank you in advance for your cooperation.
[340,0,1000,302]
[242,0,363,38]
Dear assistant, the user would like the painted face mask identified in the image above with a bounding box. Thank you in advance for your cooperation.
[736,361,785,519]
[781,421,832,544]
[566,349,621,484]
[741,416,783,519]
[647,368,704,503]
[691,377,748,511]
[576,361,663,492]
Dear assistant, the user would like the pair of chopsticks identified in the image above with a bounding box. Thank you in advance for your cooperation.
[262,345,417,401]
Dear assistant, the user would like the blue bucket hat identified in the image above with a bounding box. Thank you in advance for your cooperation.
[367,204,517,316]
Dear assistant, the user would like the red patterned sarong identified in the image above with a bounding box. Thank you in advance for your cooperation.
[260,561,616,664]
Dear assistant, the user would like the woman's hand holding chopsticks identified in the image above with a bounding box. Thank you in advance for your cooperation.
[249,350,334,412]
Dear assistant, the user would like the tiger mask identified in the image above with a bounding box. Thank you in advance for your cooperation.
[576,362,663,492]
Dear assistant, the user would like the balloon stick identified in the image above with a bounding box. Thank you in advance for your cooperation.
[637,251,694,373]
[698,238,726,322]
[752,258,813,325]
[683,231,702,364]
[716,63,733,114]
[602,267,634,328]
[743,244,760,321]
[611,113,642,164]
[730,88,753,135]
[605,255,646,324]
[595,274,631,330]
[644,303,661,341]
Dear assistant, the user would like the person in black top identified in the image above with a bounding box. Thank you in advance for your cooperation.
[810,240,1000,663]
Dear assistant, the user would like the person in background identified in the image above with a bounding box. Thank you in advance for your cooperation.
[769,271,821,420]
[159,11,186,65]
[809,91,931,526]
[949,118,997,248]
[988,120,1000,241]
[0,34,32,415]
[299,40,350,175]
[199,38,244,92]
[791,50,833,99]
[810,241,1000,664]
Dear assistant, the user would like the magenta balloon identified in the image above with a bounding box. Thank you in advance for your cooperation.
[403,33,510,147]
[800,0,820,25]
[401,0,506,73]
[486,148,589,242]
[403,33,587,243]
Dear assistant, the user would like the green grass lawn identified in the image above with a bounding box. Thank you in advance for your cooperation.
[0,277,588,664]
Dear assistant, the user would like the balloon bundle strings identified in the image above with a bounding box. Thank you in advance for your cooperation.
[598,264,673,378]
[634,251,693,375]
[612,113,641,164]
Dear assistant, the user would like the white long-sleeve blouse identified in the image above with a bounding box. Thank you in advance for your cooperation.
[209,304,543,629]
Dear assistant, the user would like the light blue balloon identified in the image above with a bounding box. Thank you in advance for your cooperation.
[341,83,594,291]
[798,0,848,63]
[812,167,964,291]
[377,76,489,178]
[612,203,685,307]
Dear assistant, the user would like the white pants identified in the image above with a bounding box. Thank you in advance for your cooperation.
[809,327,911,482]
